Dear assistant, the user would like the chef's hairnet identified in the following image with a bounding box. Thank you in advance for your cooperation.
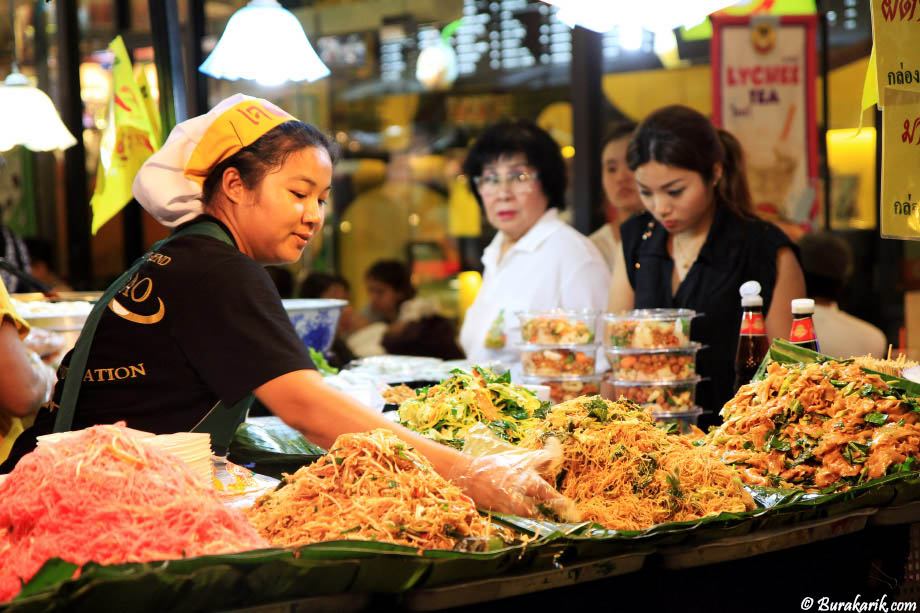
[132,94,295,227]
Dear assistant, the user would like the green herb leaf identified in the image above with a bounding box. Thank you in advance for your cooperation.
[865,412,888,426]
[586,397,609,422]
[308,347,339,376]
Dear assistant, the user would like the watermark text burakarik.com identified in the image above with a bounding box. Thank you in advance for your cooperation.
[800,595,917,612]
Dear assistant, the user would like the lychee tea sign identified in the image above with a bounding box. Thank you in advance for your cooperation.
[712,15,819,228]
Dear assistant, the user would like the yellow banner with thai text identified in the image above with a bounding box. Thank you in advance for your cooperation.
[868,0,920,109]
[880,87,920,240]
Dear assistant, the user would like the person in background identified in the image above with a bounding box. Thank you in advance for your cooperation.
[23,238,71,291]
[459,120,610,370]
[299,272,361,367]
[364,259,464,360]
[0,225,31,294]
[589,120,646,271]
[0,278,56,463]
[607,106,806,424]
[797,230,887,358]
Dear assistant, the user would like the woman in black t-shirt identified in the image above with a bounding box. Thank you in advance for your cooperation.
[606,105,806,424]
[0,96,569,520]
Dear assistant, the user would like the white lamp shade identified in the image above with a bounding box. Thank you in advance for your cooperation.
[0,78,78,152]
[199,0,330,86]
[545,0,739,33]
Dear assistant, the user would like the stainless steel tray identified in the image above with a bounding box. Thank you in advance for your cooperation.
[659,507,878,569]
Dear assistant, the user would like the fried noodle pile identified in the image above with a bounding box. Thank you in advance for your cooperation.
[246,429,504,550]
[520,396,754,530]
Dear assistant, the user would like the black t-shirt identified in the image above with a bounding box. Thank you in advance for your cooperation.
[1,217,314,471]
[621,208,797,426]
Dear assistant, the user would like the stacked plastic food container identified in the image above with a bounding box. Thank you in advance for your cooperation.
[516,309,602,404]
[600,308,703,433]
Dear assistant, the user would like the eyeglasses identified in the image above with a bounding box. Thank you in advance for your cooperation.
[473,171,539,193]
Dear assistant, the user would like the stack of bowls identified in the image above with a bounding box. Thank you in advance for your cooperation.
[517,309,602,404]
[600,308,703,433]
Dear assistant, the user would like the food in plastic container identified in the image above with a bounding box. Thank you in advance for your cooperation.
[520,344,597,376]
[651,407,703,435]
[522,375,602,404]
[601,376,700,413]
[605,343,702,381]
[517,310,597,345]
[603,308,697,349]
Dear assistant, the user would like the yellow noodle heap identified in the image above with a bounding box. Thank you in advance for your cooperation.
[520,396,754,530]
[246,429,503,550]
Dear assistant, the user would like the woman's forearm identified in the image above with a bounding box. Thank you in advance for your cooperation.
[0,322,48,417]
[255,370,466,477]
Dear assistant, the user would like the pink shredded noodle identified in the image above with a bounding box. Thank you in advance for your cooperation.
[0,422,268,602]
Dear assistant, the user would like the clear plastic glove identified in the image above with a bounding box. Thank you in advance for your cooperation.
[25,348,56,404]
[22,327,67,360]
[446,423,581,522]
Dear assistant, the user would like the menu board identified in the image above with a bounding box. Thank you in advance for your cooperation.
[377,0,576,86]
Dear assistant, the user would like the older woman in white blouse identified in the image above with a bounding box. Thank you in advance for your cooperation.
[459,120,609,371]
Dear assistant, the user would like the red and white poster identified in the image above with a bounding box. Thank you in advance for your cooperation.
[712,15,819,228]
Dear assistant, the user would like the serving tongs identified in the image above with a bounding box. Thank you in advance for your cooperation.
[0,256,54,295]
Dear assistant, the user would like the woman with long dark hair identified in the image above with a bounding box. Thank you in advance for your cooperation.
[607,105,805,423]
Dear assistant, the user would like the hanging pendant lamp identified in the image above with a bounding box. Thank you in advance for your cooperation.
[0,2,77,152]
[199,0,330,87]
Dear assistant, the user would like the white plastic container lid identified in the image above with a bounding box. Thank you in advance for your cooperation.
[519,342,599,352]
[603,308,698,322]
[739,280,763,307]
[791,298,816,315]
[651,406,704,419]
[520,373,604,383]
[603,375,703,387]
[604,342,704,356]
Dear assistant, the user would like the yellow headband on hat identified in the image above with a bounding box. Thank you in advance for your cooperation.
[183,97,295,185]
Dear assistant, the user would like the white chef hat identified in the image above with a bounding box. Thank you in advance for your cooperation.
[132,93,295,227]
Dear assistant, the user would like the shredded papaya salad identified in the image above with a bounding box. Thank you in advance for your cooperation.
[520,396,754,530]
[246,429,507,551]
[0,423,268,602]
[705,361,920,492]
[397,367,549,448]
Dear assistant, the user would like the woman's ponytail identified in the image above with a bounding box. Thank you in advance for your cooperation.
[715,129,756,218]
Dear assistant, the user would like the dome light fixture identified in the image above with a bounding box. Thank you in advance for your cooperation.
[199,0,331,87]
[0,2,77,152]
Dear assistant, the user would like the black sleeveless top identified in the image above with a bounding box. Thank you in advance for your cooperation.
[621,208,797,427]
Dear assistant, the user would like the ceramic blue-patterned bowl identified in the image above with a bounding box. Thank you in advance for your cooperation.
[281,299,347,353]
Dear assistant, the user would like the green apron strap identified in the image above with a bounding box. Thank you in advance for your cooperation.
[54,221,242,444]
[191,395,255,457]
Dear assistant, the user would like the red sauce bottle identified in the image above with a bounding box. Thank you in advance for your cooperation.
[734,281,770,391]
[789,298,819,352]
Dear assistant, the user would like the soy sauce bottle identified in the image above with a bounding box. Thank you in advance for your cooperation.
[789,298,819,352]
[734,281,770,391]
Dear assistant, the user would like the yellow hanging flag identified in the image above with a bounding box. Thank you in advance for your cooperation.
[135,64,161,146]
[861,44,879,113]
[90,35,159,234]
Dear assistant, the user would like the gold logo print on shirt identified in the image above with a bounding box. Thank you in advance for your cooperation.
[108,272,165,324]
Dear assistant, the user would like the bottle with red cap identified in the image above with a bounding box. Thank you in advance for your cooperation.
[734,280,770,391]
[789,298,819,352]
